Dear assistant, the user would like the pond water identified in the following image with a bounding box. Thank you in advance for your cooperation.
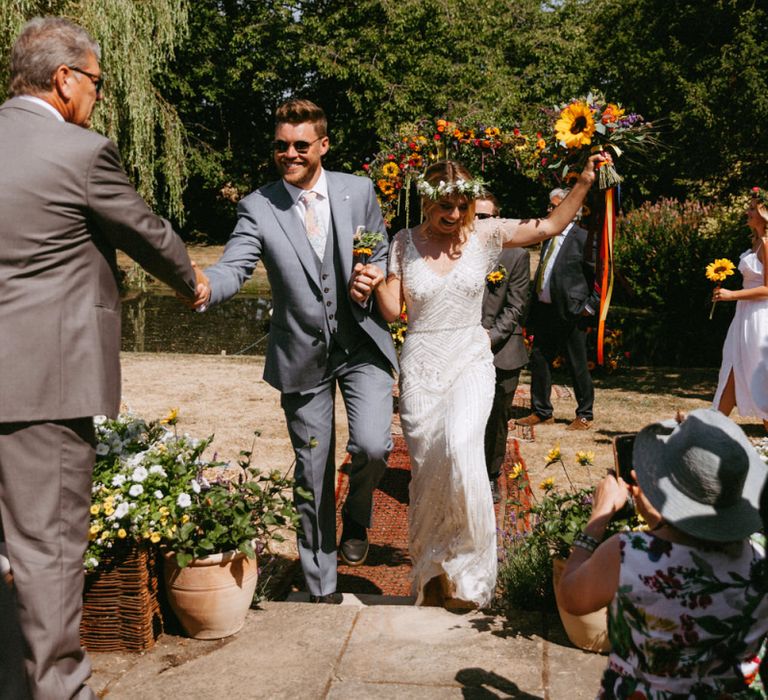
[121,293,271,355]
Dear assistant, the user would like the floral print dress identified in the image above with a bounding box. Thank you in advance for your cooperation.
[599,531,768,699]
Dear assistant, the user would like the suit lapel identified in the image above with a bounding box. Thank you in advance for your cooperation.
[327,172,353,283]
[267,181,322,283]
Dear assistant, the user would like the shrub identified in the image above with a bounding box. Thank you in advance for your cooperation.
[612,196,749,366]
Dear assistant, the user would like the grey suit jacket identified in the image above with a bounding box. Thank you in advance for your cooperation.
[0,97,196,422]
[482,247,530,371]
[205,170,398,393]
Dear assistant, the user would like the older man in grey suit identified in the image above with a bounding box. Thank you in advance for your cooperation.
[196,99,397,603]
[0,18,199,699]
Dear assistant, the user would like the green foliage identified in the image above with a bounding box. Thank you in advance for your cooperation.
[497,535,555,610]
[168,431,307,568]
[613,196,749,365]
[87,415,304,571]
[0,1,190,221]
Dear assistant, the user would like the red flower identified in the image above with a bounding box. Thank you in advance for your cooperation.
[434,134,441,141]
[362,163,369,171]
[409,142,417,150]
[387,154,395,161]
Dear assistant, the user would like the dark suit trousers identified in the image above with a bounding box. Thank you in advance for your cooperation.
[280,342,394,596]
[529,303,594,421]
[0,419,96,700]
[484,367,521,480]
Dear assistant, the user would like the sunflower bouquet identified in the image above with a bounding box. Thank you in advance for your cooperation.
[706,257,736,320]
[545,92,655,190]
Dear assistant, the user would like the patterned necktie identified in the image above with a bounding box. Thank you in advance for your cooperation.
[300,190,326,259]
[536,235,561,294]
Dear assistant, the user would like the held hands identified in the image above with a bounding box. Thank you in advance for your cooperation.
[177,261,211,310]
[349,262,384,304]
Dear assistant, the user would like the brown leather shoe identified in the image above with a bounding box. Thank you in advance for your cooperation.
[566,417,592,431]
[515,413,554,427]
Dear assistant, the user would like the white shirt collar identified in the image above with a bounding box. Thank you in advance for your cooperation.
[283,168,329,204]
[17,95,65,122]
[556,221,575,238]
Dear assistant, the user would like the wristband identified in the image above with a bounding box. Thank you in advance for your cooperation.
[573,532,600,554]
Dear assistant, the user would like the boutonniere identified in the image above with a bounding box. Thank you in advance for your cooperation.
[353,226,385,264]
[486,264,507,290]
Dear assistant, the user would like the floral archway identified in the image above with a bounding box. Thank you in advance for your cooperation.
[360,116,548,227]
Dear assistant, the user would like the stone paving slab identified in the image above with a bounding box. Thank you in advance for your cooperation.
[89,599,607,699]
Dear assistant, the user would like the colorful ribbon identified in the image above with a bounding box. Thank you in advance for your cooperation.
[596,188,616,365]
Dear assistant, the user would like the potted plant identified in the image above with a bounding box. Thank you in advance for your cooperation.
[87,412,305,642]
[501,446,640,652]
[161,431,304,639]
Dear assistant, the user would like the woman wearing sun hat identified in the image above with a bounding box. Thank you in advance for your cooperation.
[558,408,768,698]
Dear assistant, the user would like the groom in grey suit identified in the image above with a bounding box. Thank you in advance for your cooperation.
[0,17,199,699]
[197,99,397,602]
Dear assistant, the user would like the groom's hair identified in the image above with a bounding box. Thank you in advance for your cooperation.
[275,98,327,137]
[10,17,100,97]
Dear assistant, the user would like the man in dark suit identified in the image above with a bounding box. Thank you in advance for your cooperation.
[196,100,397,604]
[516,188,599,431]
[0,17,200,699]
[478,194,530,502]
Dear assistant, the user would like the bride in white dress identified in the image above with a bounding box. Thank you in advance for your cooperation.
[353,157,600,608]
[713,189,768,431]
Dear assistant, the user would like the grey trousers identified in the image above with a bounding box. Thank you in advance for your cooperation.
[0,419,97,700]
[281,346,394,596]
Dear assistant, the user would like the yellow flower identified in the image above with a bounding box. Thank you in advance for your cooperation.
[89,524,101,536]
[181,514,190,524]
[555,101,596,149]
[545,444,561,463]
[160,407,179,425]
[575,450,595,466]
[117,528,127,539]
[103,506,114,516]
[382,162,399,178]
[705,258,736,283]
[508,462,524,480]
[487,270,503,284]
[90,504,100,515]
[150,532,161,544]
[539,477,555,491]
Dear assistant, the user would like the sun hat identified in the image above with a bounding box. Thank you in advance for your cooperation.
[633,408,767,541]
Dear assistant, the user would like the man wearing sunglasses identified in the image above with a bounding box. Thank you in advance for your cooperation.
[0,17,200,699]
[477,194,530,503]
[196,99,397,604]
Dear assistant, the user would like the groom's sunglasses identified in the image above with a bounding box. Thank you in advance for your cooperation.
[272,137,323,154]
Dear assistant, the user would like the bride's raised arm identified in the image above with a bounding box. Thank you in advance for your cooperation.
[494,153,603,248]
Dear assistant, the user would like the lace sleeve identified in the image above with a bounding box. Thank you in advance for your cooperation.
[474,218,520,271]
[387,228,408,279]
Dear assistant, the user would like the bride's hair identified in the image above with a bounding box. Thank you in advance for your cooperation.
[420,160,479,230]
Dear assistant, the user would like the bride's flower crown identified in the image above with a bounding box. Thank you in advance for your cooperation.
[751,187,768,209]
[415,173,487,200]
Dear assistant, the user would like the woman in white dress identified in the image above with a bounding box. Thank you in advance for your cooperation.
[713,188,768,431]
[353,157,601,608]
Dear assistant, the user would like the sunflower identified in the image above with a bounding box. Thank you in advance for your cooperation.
[545,444,561,463]
[539,477,555,491]
[705,258,736,283]
[382,162,400,178]
[555,101,596,149]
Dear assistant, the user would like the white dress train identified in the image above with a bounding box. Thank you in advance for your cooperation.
[389,219,518,607]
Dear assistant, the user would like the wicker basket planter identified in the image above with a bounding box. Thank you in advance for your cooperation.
[80,543,163,652]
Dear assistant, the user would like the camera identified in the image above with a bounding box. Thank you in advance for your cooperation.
[612,434,637,486]
[612,434,637,519]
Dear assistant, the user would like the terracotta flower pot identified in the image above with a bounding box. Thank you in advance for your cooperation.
[163,549,258,640]
[552,557,610,653]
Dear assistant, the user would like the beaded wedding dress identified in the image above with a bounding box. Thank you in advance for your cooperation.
[713,248,768,420]
[388,218,519,607]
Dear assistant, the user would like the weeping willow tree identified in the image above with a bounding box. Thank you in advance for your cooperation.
[0,1,189,221]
